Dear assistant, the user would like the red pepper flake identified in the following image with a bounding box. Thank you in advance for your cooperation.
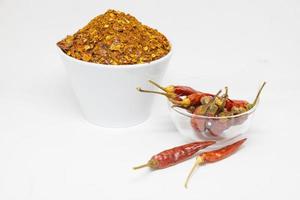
[57,9,171,65]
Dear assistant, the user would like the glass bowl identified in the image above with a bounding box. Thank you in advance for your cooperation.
[168,100,258,144]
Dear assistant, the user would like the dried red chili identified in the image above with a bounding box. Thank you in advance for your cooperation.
[148,80,198,96]
[184,138,247,188]
[190,90,223,133]
[137,87,214,108]
[133,141,215,170]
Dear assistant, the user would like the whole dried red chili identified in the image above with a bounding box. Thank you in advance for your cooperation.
[147,80,254,111]
[229,82,266,126]
[184,138,247,188]
[226,82,266,111]
[207,118,231,136]
[225,99,248,111]
[170,92,214,108]
[136,87,180,100]
[203,87,231,136]
[149,80,198,96]
[137,87,215,109]
[133,141,216,170]
[190,90,223,133]
[148,80,214,108]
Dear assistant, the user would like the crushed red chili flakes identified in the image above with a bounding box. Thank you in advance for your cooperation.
[57,9,171,65]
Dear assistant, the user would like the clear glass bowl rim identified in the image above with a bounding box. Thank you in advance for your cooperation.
[169,98,259,120]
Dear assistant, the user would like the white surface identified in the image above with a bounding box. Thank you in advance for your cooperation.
[59,47,170,127]
[0,0,299,199]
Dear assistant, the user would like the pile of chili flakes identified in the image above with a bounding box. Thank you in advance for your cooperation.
[57,9,171,65]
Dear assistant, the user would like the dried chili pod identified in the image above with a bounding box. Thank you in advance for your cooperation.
[191,90,223,133]
[184,138,247,188]
[137,87,213,109]
[225,99,248,111]
[136,87,179,100]
[133,141,216,170]
[207,116,231,136]
[148,80,198,96]
[206,87,231,136]
[169,92,214,108]
[227,82,266,111]
[191,110,206,132]
[231,82,266,125]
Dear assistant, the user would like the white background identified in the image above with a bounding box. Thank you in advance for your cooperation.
[1,0,300,199]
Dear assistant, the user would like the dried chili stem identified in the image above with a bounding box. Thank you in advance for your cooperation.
[136,87,172,98]
[212,89,222,101]
[252,82,266,106]
[218,86,228,112]
[148,80,168,92]
[184,138,247,188]
[223,86,228,98]
[133,163,149,170]
[184,157,204,188]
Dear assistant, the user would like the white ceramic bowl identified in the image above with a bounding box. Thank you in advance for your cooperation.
[58,48,172,128]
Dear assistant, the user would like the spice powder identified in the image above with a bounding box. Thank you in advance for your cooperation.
[57,9,171,65]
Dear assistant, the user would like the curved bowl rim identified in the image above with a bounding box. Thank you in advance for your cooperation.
[169,98,258,119]
[57,40,172,70]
